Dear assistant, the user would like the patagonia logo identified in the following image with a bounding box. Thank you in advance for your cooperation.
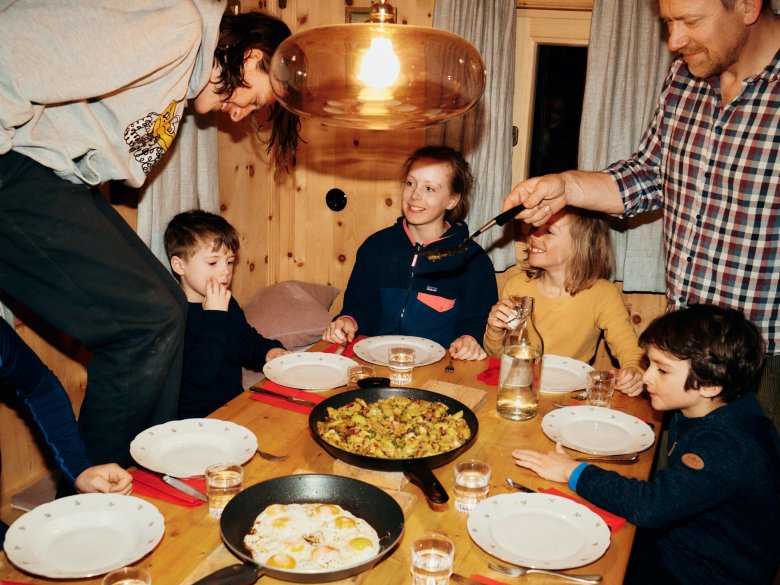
[426,286,438,292]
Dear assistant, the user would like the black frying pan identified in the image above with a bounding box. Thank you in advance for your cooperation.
[193,474,404,584]
[308,387,479,504]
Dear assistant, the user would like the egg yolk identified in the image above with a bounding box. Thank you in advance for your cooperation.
[272,517,290,529]
[349,537,374,551]
[267,553,296,569]
[265,504,286,516]
[316,504,340,516]
[334,516,357,529]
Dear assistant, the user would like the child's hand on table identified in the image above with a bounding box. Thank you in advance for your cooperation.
[322,316,357,344]
[512,442,580,483]
[449,335,487,361]
[266,348,289,362]
[614,367,644,397]
[75,463,133,495]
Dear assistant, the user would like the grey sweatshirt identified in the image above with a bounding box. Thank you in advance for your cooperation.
[0,0,225,187]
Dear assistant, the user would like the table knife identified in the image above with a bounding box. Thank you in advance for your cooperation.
[162,475,208,502]
[249,386,317,407]
[451,574,483,585]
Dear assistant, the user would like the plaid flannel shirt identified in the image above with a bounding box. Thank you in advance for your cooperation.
[606,52,780,355]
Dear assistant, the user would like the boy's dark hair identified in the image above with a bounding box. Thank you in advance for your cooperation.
[639,304,765,402]
[164,210,240,270]
[401,146,474,223]
[215,11,300,168]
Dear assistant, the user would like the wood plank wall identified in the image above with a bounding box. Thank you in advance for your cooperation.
[1,0,665,519]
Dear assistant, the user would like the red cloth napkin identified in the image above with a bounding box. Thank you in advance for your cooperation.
[477,357,500,386]
[131,469,206,507]
[322,336,365,358]
[469,576,510,585]
[541,487,626,532]
[249,380,326,414]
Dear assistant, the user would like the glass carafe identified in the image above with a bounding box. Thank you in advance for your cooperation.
[497,296,544,420]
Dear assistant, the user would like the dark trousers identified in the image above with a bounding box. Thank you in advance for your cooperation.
[0,152,186,466]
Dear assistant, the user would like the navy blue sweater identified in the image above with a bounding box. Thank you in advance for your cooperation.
[576,393,780,585]
[337,218,497,347]
[0,318,92,485]
[179,298,283,419]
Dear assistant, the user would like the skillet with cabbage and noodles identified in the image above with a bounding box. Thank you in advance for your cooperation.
[316,395,472,459]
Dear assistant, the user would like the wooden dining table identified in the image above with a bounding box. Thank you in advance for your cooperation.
[0,341,662,585]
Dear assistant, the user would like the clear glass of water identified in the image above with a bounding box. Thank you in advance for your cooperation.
[453,459,491,513]
[347,364,376,389]
[388,346,415,386]
[586,370,616,408]
[102,567,152,585]
[410,532,455,585]
[205,462,243,518]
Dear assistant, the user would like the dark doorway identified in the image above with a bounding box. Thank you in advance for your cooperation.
[528,45,588,177]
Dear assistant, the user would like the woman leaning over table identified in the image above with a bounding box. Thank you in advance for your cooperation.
[0,318,132,549]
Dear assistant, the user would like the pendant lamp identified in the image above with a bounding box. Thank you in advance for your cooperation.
[269,1,486,130]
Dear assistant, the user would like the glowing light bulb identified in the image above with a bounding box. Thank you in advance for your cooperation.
[357,37,400,101]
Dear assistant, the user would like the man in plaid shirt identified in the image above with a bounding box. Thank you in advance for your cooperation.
[505,0,779,432]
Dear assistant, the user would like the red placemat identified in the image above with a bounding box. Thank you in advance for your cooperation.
[249,381,326,414]
[477,357,500,386]
[322,335,365,358]
[541,487,626,532]
[131,469,206,507]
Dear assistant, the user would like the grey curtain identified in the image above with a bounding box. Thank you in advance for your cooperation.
[427,0,517,272]
[578,0,670,292]
[137,109,220,267]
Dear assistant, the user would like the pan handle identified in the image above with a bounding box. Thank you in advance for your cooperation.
[192,563,262,585]
[357,376,391,389]
[403,461,449,504]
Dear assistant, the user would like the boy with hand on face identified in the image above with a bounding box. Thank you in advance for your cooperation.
[513,304,780,585]
[164,210,287,419]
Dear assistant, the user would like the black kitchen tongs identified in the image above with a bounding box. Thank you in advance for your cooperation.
[417,203,525,261]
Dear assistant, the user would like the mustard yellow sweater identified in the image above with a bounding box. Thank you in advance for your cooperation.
[483,276,644,370]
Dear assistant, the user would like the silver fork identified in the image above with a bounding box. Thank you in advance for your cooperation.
[488,561,602,583]
[255,448,288,461]
[445,357,455,373]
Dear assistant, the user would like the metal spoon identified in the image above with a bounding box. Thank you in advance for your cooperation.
[417,203,525,261]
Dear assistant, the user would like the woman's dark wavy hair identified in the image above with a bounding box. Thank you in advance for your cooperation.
[214,11,300,169]
[639,304,765,402]
[400,146,474,223]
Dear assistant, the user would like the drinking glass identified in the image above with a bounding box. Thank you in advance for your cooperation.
[586,370,616,408]
[388,346,415,386]
[102,567,152,585]
[347,364,376,389]
[410,532,455,585]
[453,459,491,513]
[205,462,243,518]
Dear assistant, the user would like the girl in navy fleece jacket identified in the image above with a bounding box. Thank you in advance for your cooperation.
[322,146,497,360]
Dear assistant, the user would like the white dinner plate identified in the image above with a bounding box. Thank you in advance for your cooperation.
[468,493,610,569]
[540,355,593,393]
[262,352,359,390]
[353,335,446,366]
[130,418,257,478]
[542,406,656,455]
[4,493,164,578]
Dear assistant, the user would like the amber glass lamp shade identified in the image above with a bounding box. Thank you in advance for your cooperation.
[269,24,486,130]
